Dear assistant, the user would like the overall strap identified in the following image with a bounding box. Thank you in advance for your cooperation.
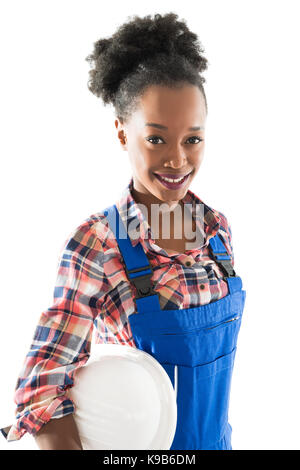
[104,204,161,313]
[208,234,242,294]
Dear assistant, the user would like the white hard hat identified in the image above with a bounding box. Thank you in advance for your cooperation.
[66,344,177,450]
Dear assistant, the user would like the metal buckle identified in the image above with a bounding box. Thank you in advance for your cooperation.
[124,264,156,299]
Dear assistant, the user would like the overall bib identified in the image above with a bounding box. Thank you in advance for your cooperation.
[104,204,246,450]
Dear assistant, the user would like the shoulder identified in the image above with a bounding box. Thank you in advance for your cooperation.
[58,209,115,261]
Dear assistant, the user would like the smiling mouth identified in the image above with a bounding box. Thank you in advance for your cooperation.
[153,171,192,189]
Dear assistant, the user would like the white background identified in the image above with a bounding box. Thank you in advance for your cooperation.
[1,0,299,450]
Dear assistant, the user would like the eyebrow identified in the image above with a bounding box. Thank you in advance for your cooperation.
[144,122,204,131]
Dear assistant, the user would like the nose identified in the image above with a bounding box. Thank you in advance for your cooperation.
[163,148,187,169]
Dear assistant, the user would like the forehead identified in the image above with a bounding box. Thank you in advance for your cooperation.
[131,84,206,130]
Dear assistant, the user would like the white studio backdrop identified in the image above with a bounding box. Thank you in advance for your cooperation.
[0,0,299,451]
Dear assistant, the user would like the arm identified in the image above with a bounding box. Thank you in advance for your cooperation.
[34,414,83,450]
[4,221,107,444]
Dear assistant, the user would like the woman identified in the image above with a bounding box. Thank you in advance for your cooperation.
[1,12,246,450]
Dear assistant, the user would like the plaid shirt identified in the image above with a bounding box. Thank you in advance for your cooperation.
[1,176,235,442]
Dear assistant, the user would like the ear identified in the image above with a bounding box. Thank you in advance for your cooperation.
[115,118,127,151]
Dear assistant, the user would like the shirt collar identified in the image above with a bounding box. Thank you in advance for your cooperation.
[116,176,221,252]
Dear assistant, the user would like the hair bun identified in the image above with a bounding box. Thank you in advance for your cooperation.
[86,12,208,106]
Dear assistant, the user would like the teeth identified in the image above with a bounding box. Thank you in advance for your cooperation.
[160,175,185,183]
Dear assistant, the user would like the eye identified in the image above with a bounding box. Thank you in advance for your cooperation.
[186,136,204,144]
[146,135,204,145]
[146,136,165,145]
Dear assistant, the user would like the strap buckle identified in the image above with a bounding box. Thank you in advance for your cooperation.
[217,259,236,278]
[124,263,156,299]
[208,250,236,278]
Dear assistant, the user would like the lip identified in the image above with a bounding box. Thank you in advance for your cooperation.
[154,171,192,190]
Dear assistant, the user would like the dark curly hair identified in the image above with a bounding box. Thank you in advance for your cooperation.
[85,12,209,123]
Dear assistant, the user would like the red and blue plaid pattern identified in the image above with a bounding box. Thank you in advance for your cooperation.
[1,177,235,442]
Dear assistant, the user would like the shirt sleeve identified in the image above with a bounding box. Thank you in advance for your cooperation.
[217,211,235,268]
[1,220,107,442]
[227,222,234,267]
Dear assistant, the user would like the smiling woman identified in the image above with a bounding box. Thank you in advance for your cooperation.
[113,82,208,255]
[118,83,207,208]
[1,12,246,451]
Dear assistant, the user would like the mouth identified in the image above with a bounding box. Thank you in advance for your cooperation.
[153,171,192,190]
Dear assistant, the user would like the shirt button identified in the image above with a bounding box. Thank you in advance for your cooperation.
[200,284,205,290]
[185,261,192,267]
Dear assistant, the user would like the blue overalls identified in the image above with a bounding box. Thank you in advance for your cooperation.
[104,204,246,450]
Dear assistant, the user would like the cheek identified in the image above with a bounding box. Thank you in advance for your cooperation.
[129,150,154,175]
[134,147,157,171]
[194,145,205,165]
[189,154,202,169]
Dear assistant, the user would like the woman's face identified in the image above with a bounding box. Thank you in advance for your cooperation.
[115,84,207,208]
